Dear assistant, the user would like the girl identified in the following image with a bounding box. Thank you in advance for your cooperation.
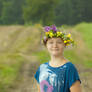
[34,25,82,92]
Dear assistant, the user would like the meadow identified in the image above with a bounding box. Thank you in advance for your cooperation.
[0,22,92,91]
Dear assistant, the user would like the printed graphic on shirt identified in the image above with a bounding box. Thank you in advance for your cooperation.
[40,80,53,92]
[39,63,66,92]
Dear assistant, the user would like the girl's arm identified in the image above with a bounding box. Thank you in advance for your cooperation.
[70,80,82,92]
[37,83,40,92]
[34,78,40,92]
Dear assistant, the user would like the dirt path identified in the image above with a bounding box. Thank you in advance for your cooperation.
[9,55,41,92]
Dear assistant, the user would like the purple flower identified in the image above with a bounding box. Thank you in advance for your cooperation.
[51,25,57,32]
[44,25,57,32]
[44,26,51,32]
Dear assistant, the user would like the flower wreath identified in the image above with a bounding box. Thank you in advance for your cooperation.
[42,25,75,46]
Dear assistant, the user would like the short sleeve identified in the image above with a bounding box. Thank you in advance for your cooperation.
[68,64,81,88]
[34,67,40,84]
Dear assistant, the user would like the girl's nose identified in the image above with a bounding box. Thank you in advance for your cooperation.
[53,43,57,47]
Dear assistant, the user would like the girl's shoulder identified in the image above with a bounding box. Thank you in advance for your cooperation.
[67,61,76,67]
[66,61,79,73]
[68,61,77,68]
[38,62,48,69]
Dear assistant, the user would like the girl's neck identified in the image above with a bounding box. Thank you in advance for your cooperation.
[50,54,68,64]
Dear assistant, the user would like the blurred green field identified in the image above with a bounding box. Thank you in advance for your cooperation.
[0,25,41,91]
[0,23,92,91]
[74,22,92,49]
[0,53,25,92]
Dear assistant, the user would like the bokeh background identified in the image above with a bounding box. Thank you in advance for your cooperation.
[0,0,92,92]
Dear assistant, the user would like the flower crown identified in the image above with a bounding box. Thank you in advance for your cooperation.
[42,25,75,46]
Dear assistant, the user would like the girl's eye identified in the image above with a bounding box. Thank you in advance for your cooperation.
[57,42,62,44]
[49,42,62,44]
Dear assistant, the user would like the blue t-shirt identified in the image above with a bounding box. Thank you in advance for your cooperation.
[34,61,81,92]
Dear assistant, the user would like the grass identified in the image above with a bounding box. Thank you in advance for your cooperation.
[0,53,25,91]
[83,60,92,68]
[74,22,92,49]
[0,23,92,91]
[0,25,41,91]
[64,49,80,64]
[73,22,92,68]
[32,50,50,63]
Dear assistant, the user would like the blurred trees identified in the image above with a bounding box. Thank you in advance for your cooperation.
[0,0,91,25]
[23,0,59,25]
[0,0,3,24]
[54,0,92,26]
[0,0,24,24]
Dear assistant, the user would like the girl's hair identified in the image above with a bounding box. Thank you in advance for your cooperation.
[42,37,49,46]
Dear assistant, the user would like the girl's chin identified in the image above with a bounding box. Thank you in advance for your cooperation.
[50,52,61,56]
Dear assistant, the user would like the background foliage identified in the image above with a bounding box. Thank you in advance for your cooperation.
[0,0,92,25]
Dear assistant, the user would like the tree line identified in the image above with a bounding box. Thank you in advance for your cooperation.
[0,0,92,26]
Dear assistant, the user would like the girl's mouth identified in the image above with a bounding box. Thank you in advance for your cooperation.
[52,49,59,50]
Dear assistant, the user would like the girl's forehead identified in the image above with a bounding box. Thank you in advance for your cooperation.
[48,38,62,41]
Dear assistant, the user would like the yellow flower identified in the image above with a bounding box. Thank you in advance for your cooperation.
[67,40,71,42]
[45,32,49,36]
[64,40,67,43]
[49,32,54,37]
[57,32,62,37]
[67,33,71,38]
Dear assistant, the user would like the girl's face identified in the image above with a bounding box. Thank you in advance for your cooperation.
[46,37,65,56]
